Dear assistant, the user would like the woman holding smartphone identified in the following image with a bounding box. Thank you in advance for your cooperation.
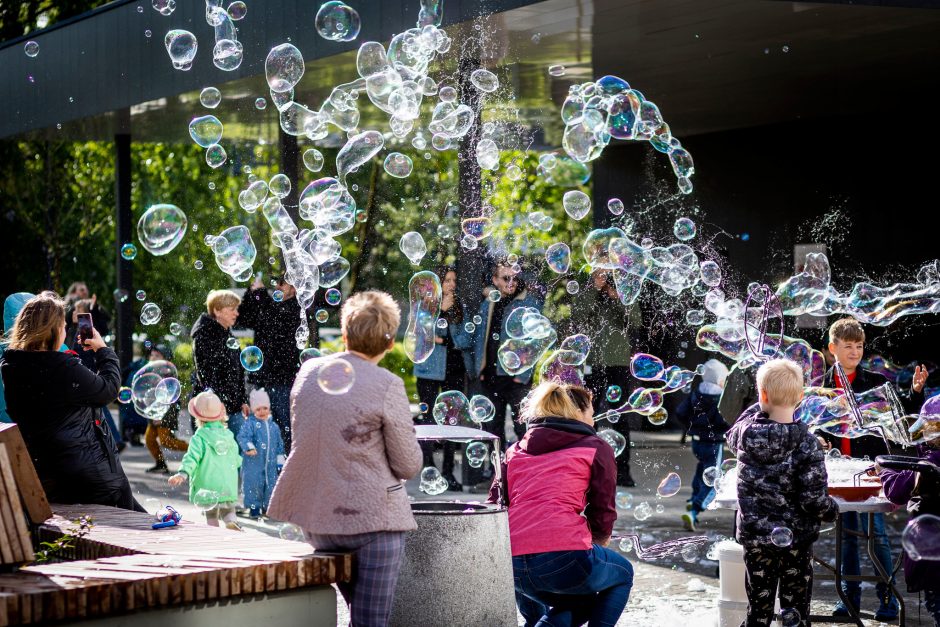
[0,291,143,511]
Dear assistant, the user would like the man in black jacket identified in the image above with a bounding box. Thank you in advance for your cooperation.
[820,318,928,621]
[237,277,313,451]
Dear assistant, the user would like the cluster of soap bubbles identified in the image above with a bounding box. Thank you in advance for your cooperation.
[496,307,557,376]
[188,115,227,167]
[130,360,180,420]
[208,225,257,282]
[559,75,694,193]
[207,0,245,71]
[431,390,495,426]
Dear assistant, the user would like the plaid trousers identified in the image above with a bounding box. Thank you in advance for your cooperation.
[307,530,407,627]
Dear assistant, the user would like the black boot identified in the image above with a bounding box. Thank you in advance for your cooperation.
[146,461,170,474]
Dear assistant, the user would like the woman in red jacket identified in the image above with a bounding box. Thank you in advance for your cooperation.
[490,382,633,626]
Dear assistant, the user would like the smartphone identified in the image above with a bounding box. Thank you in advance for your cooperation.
[77,313,94,344]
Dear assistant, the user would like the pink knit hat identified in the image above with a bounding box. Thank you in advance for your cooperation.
[188,391,226,422]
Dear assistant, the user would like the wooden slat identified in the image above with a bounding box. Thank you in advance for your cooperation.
[0,447,34,563]
[0,424,52,524]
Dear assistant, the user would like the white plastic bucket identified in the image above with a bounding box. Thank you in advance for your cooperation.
[717,540,747,603]
[718,599,748,627]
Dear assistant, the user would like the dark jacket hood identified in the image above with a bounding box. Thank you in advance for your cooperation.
[727,406,810,465]
[191,312,226,340]
[519,417,596,456]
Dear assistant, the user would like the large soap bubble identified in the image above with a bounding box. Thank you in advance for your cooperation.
[140,303,162,325]
[399,232,427,265]
[902,513,940,561]
[597,429,627,457]
[384,152,414,178]
[563,190,591,220]
[200,87,221,108]
[433,390,472,426]
[265,43,305,93]
[545,243,571,274]
[404,271,441,364]
[470,69,498,92]
[131,360,178,420]
[315,1,361,42]
[189,115,223,148]
[240,346,264,372]
[211,225,256,281]
[469,394,495,423]
[336,131,384,184]
[318,358,355,394]
[466,442,488,468]
[137,204,187,256]
[165,30,197,70]
[656,472,681,497]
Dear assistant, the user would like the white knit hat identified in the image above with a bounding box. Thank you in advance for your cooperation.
[249,388,271,412]
[700,359,730,391]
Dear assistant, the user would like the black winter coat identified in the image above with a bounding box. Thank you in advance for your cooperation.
[727,406,838,548]
[236,287,303,387]
[818,367,924,460]
[676,387,727,444]
[191,313,246,414]
[0,347,141,510]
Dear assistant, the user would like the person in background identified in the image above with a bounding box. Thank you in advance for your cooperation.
[169,391,242,530]
[819,318,927,620]
[143,344,189,474]
[727,358,838,627]
[237,388,285,519]
[879,394,940,627]
[492,381,633,626]
[0,292,34,423]
[470,259,542,447]
[0,292,143,511]
[571,269,641,487]
[718,364,759,424]
[190,289,248,439]
[237,275,307,451]
[269,291,422,627]
[413,265,472,491]
[677,358,729,532]
[64,282,111,338]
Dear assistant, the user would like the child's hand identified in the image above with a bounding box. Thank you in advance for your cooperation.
[245,449,257,456]
[913,364,928,393]
[168,473,187,487]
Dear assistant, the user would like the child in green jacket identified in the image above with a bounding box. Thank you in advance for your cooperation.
[169,391,242,530]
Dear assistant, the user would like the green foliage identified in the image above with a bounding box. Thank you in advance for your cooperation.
[33,515,94,564]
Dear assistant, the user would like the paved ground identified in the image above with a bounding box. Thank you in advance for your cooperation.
[119,418,933,626]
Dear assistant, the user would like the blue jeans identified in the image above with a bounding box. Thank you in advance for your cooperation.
[691,440,720,512]
[841,512,896,605]
[513,545,634,627]
[266,384,292,451]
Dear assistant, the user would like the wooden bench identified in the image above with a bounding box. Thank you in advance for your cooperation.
[0,424,351,626]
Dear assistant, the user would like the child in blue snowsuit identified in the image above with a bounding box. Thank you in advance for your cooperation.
[238,389,285,518]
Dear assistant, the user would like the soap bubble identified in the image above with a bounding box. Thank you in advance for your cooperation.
[303,148,325,172]
[200,87,222,108]
[608,198,624,216]
[152,0,175,15]
[140,303,162,325]
[464,322,476,333]
[902,514,940,561]
[212,38,244,71]
[470,394,496,423]
[487,290,502,303]
[505,164,523,181]
[189,115,223,148]
[24,41,39,57]
[265,43,305,93]
[113,289,129,303]
[404,271,441,364]
[315,309,329,323]
[702,466,719,487]
[566,280,580,295]
[205,143,227,168]
[255,98,267,109]
[318,358,355,394]
[465,442,488,468]
[598,429,627,457]
[606,385,623,403]
[137,204,187,256]
[168,322,182,336]
[136,290,147,301]
[563,190,591,220]
[212,225,256,280]
[619,538,633,552]
[633,501,652,521]
[319,256,350,287]
[118,387,133,403]
[325,288,342,306]
[336,130,384,184]
[240,346,264,372]
[686,309,705,326]
[770,526,793,548]
[631,353,665,380]
[461,217,493,240]
[299,348,322,364]
[470,68,499,92]
[154,377,181,404]
[674,217,696,241]
[657,472,681,497]
[164,29,197,70]
[121,243,137,260]
[647,407,668,426]
[193,489,221,512]
[475,139,500,170]
[226,337,239,350]
[227,1,247,19]
[779,608,801,627]
[615,490,633,509]
[278,522,305,542]
[420,467,448,495]
[545,243,571,274]
[384,152,414,178]
[315,1,361,42]
[131,360,177,420]
[548,64,566,77]
[539,153,557,170]
[433,390,472,426]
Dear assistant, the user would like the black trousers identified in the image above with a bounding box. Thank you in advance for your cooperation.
[416,375,463,477]
[743,544,814,627]
[585,365,633,483]
[481,374,529,445]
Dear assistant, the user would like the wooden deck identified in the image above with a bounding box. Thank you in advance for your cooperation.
[0,504,351,626]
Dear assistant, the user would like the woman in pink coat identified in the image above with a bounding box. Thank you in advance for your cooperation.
[268,291,422,627]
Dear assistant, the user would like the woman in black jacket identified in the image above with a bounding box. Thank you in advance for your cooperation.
[190,289,248,438]
[0,292,143,511]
